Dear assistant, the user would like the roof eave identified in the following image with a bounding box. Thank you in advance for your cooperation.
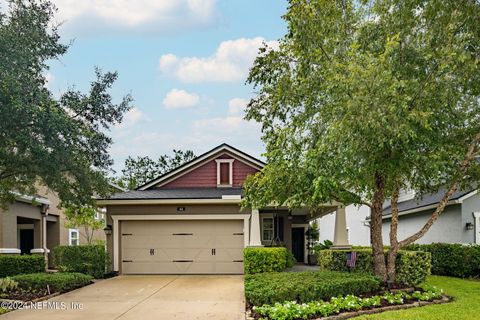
[97,198,243,206]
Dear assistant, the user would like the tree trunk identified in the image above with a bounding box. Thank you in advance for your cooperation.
[370,173,387,283]
[386,183,400,285]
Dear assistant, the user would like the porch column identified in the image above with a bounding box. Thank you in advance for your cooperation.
[249,209,263,247]
[332,205,351,249]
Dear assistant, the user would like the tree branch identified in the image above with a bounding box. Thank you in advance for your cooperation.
[399,132,480,247]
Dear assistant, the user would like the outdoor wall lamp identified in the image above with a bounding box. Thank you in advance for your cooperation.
[104,225,112,235]
[466,222,474,230]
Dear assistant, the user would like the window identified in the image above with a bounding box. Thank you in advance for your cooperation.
[69,229,79,246]
[262,217,274,241]
[215,159,234,186]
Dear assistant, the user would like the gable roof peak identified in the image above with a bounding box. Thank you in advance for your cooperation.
[136,143,264,190]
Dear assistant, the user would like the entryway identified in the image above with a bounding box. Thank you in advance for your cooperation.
[291,227,305,263]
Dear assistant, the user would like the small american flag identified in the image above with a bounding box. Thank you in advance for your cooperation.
[346,252,357,268]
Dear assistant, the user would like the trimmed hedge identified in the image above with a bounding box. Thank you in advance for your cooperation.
[53,245,107,278]
[318,249,431,286]
[11,272,93,293]
[245,271,380,306]
[405,243,480,278]
[0,255,45,277]
[244,247,289,274]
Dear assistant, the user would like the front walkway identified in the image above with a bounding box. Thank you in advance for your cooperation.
[286,264,319,272]
[1,275,245,320]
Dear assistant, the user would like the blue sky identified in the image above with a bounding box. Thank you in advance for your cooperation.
[40,0,288,174]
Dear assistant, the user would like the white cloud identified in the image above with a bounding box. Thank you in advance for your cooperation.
[163,89,200,109]
[115,107,146,129]
[32,0,217,34]
[44,72,54,89]
[228,98,248,115]
[159,37,279,83]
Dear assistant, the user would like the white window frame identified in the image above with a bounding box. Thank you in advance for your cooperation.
[261,217,274,241]
[68,229,79,246]
[215,159,234,187]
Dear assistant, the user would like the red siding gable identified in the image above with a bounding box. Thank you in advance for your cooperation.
[159,153,259,188]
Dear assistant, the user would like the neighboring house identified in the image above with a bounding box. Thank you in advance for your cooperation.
[382,188,480,245]
[98,144,348,275]
[318,188,480,246]
[0,182,121,264]
[318,204,371,246]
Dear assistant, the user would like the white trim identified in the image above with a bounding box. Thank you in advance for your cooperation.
[473,212,480,245]
[292,223,309,264]
[12,192,50,206]
[68,228,79,246]
[0,248,21,254]
[382,189,478,219]
[111,213,250,272]
[97,198,242,206]
[382,199,461,219]
[30,248,50,254]
[138,145,264,190]
[457,190,478,202]
[216,159,234,186]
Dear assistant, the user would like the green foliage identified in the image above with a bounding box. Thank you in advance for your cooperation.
[245,271,380,306]
[53,245,107,278]
[244,247,289,274]
[242,0,480,282]
[405,243,480,278]
[0,277,18,293]
[285,250,296,268]
[313,239,333,252]
[114,150,196,190]
[318,250,431,286]
[11,272,92,293]
[64,206,105,245]
[0,255,45,277]
[252,287,443,320]
[0,0,132,208]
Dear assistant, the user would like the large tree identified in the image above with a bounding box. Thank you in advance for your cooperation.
[115,150,196,190]
[243,0,480,284]
[0,0,132,207]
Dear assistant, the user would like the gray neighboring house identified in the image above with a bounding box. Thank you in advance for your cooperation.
[318,188,480,246]
[382,189,480,245]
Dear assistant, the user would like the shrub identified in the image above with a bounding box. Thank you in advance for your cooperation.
[285,250,296,268]
[244,271,380,306]
[405,243,480,278]
[244,247,288,274]
[11,272,93,293]
[0,277,18,293]
[0,255,45,277]
[318,249,431,286]
[53,245,107,278]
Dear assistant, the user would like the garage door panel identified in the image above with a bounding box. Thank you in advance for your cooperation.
[121,220,244,274]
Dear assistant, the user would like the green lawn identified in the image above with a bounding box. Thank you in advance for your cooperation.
[355,276,480,319]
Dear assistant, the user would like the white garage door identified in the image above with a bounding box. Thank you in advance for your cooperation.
[121,220,244,274]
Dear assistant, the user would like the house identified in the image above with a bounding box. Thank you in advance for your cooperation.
[318,205,371,246]
[97,144,348,275]
[0,182,119,263]
[381,188,480,245]
[317,188,480,246]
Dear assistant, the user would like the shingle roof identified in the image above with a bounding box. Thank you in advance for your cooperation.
[383,188,475,215]
[103,187,244,200]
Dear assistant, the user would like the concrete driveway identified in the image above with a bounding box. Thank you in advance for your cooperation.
[1,275,245,320]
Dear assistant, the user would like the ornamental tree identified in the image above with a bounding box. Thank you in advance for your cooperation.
[243,0,480,284]
[0,0,132,208]
[64,205,104,245]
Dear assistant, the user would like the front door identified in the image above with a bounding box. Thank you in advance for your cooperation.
[291,227,305,263]
[20,229,34,255]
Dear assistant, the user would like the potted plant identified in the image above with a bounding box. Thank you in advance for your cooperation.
[306,221,320,265]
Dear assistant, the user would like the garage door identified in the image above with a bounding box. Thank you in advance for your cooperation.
[121,220,244,274]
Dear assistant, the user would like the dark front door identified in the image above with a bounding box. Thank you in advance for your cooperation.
[20,229,34,255]
[291,227,305,263]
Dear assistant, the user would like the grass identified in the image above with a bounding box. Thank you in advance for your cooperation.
[355,276,480,319]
